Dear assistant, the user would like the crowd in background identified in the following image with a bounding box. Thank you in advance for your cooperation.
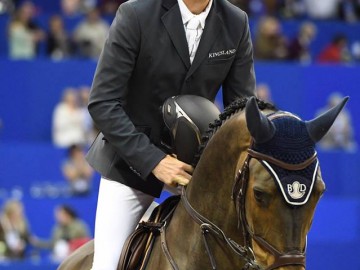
[1,0,360,62]
[6,1,110,59]
[2,0,360,20]
[1,84,95,259]
[0,200,90,262]
[230,0,360,21]
[52,86,96,196]
[0,0,358,264]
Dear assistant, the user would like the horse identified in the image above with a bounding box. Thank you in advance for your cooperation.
[58,96,348,270]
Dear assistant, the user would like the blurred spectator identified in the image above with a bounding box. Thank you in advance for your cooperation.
[278,0,306,19]
[52,88,87,148]
[262,0,278,15]
[73,8,109,58]
[317,93,356,151]
[254,16,288,60]
[47,15,73,59]
[83,0,97,10]
[338,0,360,22]
[0,200,31,259]
[255,83,273,103]
[98,0,124,15]
[51,205,90,262]
[230,0,303,18]
[228,0,279,16]
[248,0,266,17]
[7,1,45,59]
[61,0,82,15]
[0,0,16,14]
[304,0,340,20]
[61,0,96,16]
[317,34,352,63]
[351,41,360,61]
[62,145,93,196]
[287,22,317,62]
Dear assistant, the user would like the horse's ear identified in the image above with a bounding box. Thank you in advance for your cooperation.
[245,97,276,144]
[306,96,349,143]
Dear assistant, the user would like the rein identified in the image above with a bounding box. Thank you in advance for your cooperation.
[181,186,261,270]
[158,185,260,270]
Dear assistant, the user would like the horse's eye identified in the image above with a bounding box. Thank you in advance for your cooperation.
[253,189,271,207]
[253,189,265,202]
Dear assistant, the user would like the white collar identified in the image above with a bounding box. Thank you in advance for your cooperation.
[177,0,213,30]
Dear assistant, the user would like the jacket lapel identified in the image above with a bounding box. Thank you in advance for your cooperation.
[185,5,222,80]
[161,0,191,69]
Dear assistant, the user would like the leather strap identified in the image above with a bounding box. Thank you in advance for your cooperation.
[181,187,213,226]
[247,149,317,171]
[181,187,260,269]
[201,228,217,270]
[160,224,179,270]
[252,235,305,270]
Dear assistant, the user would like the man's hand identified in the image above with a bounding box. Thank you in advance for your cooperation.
[152,155,194,187]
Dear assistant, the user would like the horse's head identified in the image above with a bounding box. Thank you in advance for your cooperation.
[236,97,349,270]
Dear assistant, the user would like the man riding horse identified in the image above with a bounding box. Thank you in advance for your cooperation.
[59,95,348,270]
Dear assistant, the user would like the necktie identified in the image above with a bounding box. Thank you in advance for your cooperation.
[186,17,201,63]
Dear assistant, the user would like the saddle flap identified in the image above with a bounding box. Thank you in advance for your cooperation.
[118,226,154,270]
[118,196,180,270]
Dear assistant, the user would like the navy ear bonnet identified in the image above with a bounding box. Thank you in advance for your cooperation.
[252,113,318,206]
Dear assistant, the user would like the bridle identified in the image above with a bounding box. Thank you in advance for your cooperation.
[231,147,316,270]
[229,112,318,270]
[178,146,315,270]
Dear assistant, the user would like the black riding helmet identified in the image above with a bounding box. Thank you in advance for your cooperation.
[161,95,220,164]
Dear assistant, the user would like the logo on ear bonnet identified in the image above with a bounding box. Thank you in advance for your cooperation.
[261,160,318,205]
[287,181,307,199]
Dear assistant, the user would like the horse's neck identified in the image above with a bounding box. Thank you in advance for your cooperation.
[185,111,251,240]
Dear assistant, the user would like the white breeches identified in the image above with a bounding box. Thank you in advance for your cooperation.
[91,177,154,270]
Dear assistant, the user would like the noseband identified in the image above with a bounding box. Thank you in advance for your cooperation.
[231,148,316,270]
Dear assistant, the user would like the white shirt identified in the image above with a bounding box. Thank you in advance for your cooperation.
[177,0,213,63]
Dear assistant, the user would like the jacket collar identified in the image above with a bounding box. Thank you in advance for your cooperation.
[161,0,223,73]
[161,0,191,68]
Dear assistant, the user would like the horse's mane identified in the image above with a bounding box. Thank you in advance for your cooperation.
[192,97,277,166]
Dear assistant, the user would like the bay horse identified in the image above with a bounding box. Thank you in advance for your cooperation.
[58,96,348,270]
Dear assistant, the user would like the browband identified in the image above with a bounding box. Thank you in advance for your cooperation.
[247,149,317,171]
